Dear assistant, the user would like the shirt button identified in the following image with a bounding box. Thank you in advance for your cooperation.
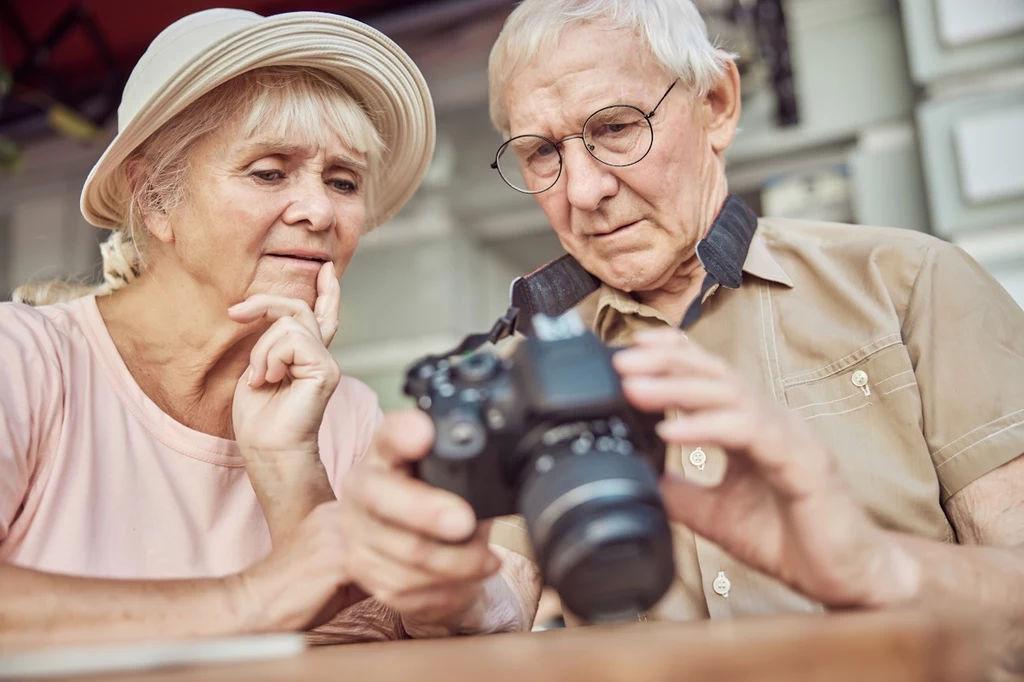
[687,447,706,470]
[713,571,731,598]
[851,370,871,396]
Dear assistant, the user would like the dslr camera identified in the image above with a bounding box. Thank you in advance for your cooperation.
[403,310,675,622]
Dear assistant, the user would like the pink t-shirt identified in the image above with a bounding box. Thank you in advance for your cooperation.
[0,296,381,579]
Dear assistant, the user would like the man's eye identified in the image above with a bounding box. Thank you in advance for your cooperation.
[252,170,284,182]
[595,123,629,136]
[536,144,557,157]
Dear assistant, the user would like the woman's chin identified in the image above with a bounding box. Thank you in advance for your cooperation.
[253,278,318,307]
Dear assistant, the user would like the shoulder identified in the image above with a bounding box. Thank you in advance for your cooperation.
[757,216,950,265]
[755,217,974,304]
[0,299,88,373]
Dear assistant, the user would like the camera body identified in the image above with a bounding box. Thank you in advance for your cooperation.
[403,312,675,622]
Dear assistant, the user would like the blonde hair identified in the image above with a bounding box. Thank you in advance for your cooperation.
[13,66,384,307]
[488,0,735,136]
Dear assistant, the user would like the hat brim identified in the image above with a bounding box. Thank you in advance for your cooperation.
[81,12,435,231]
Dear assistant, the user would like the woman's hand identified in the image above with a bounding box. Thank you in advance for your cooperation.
[613,328,919,609]
[230,261,342,457]
[337,410,504,633]
[236,500,359,633]
[228,262,342,541]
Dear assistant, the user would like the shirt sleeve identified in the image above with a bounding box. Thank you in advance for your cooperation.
[902,241,1024,501]
[0,304,65,543]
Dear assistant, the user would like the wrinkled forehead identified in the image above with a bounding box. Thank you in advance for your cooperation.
[502,23,672,138]
[195,112,369,171]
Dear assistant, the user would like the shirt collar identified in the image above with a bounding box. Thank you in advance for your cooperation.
[743,230,794,288]
[595,195,793,322]
[508,194,793,333]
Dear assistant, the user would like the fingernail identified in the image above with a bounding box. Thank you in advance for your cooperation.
[245,366,256,387]
[440,508,474,539]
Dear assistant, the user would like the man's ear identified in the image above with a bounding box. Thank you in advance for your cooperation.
[124,159,174,244]
[704,60,742,154]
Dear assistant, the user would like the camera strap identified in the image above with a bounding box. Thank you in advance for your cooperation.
[419,255,598,363]
[506,254,601,338]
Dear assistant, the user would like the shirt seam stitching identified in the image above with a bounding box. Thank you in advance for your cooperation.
[766,285,786,407]
[934,412,1024,467]
[782,334,903,386]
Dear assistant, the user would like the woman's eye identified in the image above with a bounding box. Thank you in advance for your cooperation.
[330,178,358,193]
[252,169,284,182]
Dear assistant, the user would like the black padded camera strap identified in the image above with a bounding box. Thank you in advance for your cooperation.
[507,254,601,338]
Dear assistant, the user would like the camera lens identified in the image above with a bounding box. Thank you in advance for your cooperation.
[518,448,674,622]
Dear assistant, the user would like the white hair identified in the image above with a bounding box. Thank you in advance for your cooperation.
[488,0,735,136]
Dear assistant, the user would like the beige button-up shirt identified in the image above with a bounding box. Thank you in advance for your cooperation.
[491,215,1024,622]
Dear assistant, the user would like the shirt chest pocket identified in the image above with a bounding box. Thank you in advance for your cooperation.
[781,342,953,541]
[783,342,920,421]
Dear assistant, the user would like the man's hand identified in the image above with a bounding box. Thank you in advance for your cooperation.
[338,411,505,632]
[613,328,919,609]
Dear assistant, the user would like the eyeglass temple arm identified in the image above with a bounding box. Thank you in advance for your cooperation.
[647,78,680,119]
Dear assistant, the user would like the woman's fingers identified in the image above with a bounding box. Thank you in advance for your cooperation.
[245,317,317,387]
[314,261,341,346]
[229,293,324,343]
[261,331,338,386]
[228,261,340,346]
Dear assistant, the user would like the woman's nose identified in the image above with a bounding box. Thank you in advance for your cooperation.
[283,176,335,231]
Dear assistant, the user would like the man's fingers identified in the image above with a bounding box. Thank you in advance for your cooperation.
[659,470,735,536]
[228,294,323,343]
[359,514,499,583]
[370,410,437,468]
[344,466,477,543]
[656,410,831,497]
[655,411,758,453]
[621,375,741,413]
[314,261,341,346]
[613,341,728,380]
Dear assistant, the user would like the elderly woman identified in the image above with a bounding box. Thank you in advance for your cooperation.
[0,9,532,646]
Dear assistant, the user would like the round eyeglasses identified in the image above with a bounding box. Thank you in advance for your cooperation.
[491,80,679,195]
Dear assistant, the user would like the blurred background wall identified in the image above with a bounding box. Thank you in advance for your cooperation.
[2,0,1023,409]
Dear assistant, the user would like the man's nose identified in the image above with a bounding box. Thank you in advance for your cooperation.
[283,174,335,232]
[562,139,617,212]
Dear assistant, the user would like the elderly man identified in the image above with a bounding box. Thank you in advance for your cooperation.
[434,0,1024,673]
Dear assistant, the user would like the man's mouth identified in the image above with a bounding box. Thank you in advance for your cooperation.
[593,220,641,238]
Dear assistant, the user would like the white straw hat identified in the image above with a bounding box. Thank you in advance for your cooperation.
[81,8,435,230]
